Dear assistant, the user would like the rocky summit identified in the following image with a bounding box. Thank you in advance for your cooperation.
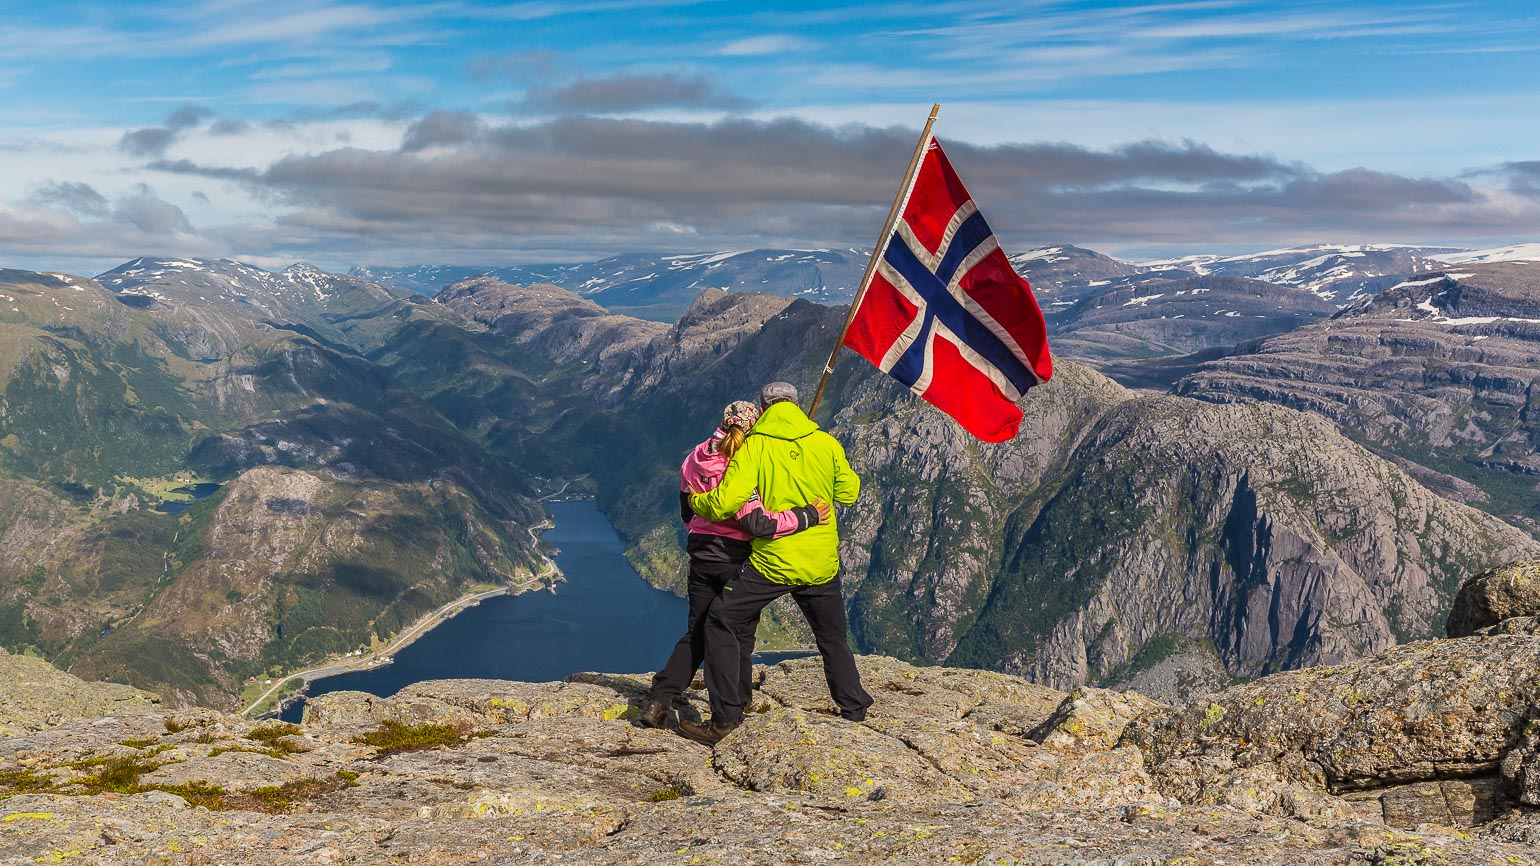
[5,564,1540,866]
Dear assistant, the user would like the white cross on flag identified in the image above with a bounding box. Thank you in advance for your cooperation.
[841,138,1053,442]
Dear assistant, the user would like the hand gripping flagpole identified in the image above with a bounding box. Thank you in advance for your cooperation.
[808,102,940,418]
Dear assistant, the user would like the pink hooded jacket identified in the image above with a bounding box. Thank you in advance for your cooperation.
[680,431,809,541]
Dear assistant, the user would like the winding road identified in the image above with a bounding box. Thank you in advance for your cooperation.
[238,484,577,717]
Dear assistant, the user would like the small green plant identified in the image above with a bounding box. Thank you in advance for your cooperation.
[152,781,229,810]
[74,755,164,794]
[351,721,485,757]
[241,723,306,756]
[0,767,56,795]
[644,783,689,803]
[237,772,358,814]
[117,737,159,749]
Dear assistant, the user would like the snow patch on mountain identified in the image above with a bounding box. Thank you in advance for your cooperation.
[1433,243,1540,265]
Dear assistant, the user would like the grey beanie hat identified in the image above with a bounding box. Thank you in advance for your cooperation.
[760,381,799,407]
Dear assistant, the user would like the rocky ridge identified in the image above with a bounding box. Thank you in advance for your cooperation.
[362,249,869,321]
[1047,274,1336,362]
[1177,262,1540,532]
[6,578,1540,865]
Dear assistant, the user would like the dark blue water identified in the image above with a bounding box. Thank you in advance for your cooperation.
[155,482,221,515]
[279,501,690,722]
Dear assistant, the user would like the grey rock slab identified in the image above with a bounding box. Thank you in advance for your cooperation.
[485,717,729,794]
[395,678,638,723]
[0,649,160,736]
[1448,560,1540,637]
[300,689,485,732]
[859,714,1046,798]
[759,655,1065,735]
[1343,777,1504,828]
[1001,746,1160,812]
[139,749,332,790]
[1491,615,1540,636]
[1030,686,1164,756]
[1125,636,1540,821]
[713,707,974,803]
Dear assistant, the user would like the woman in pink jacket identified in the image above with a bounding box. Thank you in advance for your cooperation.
[639,400,828,729]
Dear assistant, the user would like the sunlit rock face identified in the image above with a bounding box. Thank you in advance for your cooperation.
[5,647,1540,863]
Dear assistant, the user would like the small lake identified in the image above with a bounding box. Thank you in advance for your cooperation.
[280,500,693,722]
[154,482,221,515]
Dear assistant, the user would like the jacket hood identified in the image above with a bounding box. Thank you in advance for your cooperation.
[681,431,726,492]
[750,401,819,441]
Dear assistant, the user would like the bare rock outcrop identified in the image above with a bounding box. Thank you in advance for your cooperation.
[1447,559,1540,637]
[5,651,1540,863]
[0,648,159,735]
[1029,685,1162,755]
[1124,634,1540,828]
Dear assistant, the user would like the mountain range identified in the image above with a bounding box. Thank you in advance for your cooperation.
[0,239,1537,707]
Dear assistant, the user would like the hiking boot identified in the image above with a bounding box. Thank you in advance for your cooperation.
[840,707,868,722]
[676,718,740,746]
[638,699,672,729]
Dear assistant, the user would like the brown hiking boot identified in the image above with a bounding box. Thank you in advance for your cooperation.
[638,699,672,729]
[676,718,740,746]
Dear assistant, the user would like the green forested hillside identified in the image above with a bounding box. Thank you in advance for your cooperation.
[0,263,548,707]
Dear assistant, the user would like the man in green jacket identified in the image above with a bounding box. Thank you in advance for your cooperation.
[677,381,873,745]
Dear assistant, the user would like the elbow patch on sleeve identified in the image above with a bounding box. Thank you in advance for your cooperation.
[736,505,779,538]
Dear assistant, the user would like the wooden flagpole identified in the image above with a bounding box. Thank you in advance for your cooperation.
[808,102,940,418]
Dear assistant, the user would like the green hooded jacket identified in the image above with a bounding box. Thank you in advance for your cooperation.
[690,401,860,585]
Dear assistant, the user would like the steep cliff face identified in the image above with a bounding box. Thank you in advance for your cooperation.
[831,362,1133,662]
[1177,262,1540,531]
[951,398,1540,687]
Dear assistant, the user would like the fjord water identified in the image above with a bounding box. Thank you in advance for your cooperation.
[280,501,688,722]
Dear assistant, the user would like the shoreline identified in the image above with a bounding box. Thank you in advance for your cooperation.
[241,518,561,718]
[243,491,811,718]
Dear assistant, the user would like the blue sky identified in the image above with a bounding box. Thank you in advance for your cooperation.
[3,0,1540,272]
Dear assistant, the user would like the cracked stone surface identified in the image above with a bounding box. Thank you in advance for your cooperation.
[2,654,1540,864]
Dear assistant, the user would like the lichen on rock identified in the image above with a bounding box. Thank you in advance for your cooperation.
[2,648,1540,863]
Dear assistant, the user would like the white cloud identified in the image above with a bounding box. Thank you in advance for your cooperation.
[715,34,810,56]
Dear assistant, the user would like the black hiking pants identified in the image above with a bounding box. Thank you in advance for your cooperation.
[702,562,872,724]
[647,556,758,706]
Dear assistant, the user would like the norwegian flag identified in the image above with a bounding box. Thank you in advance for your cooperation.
[842,139,1052,442]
